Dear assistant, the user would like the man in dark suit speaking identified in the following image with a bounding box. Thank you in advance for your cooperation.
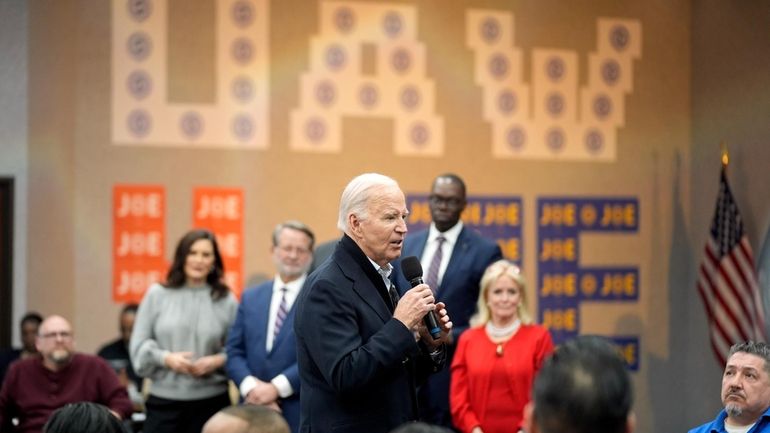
[294,173,453,433]
[393,173,503,429]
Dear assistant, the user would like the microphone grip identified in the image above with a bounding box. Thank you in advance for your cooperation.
[424,311,442,340]
[409,277,442,340]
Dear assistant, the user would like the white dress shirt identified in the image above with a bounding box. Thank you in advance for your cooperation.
[420,221,463,290]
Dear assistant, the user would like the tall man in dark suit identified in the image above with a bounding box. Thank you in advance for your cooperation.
[294,173,453,433]
[393,173,503,429]
[226,220,315,433]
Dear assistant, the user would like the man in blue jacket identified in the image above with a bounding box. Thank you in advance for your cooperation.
[689,341,770,433]
[226,220,315,433]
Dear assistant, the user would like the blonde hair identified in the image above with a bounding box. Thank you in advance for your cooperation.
[469,259,532,327]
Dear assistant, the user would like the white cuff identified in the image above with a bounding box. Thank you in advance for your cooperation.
[271,374,294,398]
[239,375,259,398]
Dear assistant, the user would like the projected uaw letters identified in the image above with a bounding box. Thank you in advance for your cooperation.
[537,198,640,369]
[291,2,444,155]
[112,0,269,147]
[467,11,642,161]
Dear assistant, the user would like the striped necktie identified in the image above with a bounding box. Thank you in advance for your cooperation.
[273,288,288,339]
[425,235,446,291]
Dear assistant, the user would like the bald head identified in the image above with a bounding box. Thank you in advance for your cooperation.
[202,406,290,433]
[203,412,250,433]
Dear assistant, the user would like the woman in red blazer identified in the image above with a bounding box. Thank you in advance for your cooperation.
[450,260,554,433]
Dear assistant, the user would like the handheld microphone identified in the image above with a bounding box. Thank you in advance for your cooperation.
[401,256,442,340]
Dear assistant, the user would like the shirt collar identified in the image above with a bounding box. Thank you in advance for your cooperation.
[273,273,307,295]
[429,220,463,246]
[368,258,392,276]
[368,259,393,288]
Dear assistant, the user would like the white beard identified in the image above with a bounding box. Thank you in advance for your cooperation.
[49,349,72,365]
[725,402,744,418]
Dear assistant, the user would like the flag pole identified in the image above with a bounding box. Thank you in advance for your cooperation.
[721,141,729,171]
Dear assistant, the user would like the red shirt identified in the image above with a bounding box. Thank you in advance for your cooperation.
[0,353,132,433]
[450,324,554,433]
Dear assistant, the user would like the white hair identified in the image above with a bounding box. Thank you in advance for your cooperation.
[337,173,399,233]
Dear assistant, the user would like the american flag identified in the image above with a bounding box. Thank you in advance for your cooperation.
[697,168,766,366]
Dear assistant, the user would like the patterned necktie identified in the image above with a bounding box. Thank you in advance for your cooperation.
[378,267,399,312]
[387,282,400,312]
[273,288,288,339]
[425,235,446,291]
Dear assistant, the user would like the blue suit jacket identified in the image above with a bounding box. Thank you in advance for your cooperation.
[226,281,301,433]
[294,235,444,433]
[392,225,502,426]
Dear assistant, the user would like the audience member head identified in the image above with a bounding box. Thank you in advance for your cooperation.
[20,311,43,353]
[119,304,138,346]
[44,402,125,433]
[337,173,408,267]
[429,173,466,232]
[271,220,315,282]
[165,229,229,299]
[721,341,770,426]
[202,405,290,433]
[470,260,531,327]
[389,421,454,433]
[524,335,634,433]
[36,315,76,371]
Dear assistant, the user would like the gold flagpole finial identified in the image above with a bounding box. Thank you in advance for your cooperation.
[720,141,729,168]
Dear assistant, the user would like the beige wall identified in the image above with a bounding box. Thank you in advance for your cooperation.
[4,0,769,431]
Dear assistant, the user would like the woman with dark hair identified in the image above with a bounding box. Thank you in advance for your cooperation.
[130,229,238,433]
[44,402,126,433]
[450,260,553,433]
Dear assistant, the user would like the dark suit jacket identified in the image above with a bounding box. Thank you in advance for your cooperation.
[294,235,444,433]
[392,225,502,425]
[97,338,142,390]
[226,281,301,433]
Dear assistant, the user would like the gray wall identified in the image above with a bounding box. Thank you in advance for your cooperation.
[0,0,28,346]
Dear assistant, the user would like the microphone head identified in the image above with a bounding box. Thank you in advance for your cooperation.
[401,256,423,281]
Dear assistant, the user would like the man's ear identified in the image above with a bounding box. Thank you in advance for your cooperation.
[522,401,537,433]
[348,213,362,237]
[626,411,636,433]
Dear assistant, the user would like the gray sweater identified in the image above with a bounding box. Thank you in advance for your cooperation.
[130,283,238,400]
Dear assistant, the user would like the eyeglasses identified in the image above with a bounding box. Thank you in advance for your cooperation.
[277,245,311,255]
[39,331,73,340]
[429,195,464,208]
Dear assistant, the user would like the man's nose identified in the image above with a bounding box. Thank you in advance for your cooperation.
[397,219,407,232]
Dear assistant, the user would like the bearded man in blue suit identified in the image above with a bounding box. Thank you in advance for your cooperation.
[226,220,315,433]
[393,173,503,430]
